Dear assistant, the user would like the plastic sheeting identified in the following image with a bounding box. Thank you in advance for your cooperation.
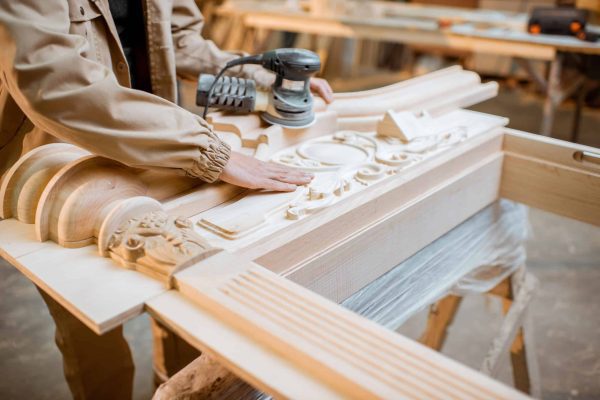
[342,199,528,331]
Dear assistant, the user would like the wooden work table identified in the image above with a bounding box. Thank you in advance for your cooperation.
[1,69,599,398]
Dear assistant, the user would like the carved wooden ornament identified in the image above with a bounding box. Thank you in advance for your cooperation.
[107,210,220,286]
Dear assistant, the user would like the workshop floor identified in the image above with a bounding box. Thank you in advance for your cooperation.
[1,84,599,400]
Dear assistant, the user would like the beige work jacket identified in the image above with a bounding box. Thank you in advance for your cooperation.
[0,0,268,182]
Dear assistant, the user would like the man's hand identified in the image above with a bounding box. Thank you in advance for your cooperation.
[310,77,334,103]
[220,152,314,191]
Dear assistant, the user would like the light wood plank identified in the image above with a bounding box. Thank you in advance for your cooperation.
[501,147,600,227]
[501,130,600,226]
[1,222,166,334]
[146,291,343,400]
[169,252,528,400]
[0,219,54,260]
[501,154,600,226]
[504,129,600,174]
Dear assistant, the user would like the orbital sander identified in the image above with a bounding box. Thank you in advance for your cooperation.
[196,48,321,128]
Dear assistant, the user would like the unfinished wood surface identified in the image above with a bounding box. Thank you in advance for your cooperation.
[0,69,595,399]
[378,110,441,141]
[0,218,55,261]
[287,150,503,302]
[0,70,503,334]
[504,129,600,175]
[162,182,245,218]
[147,291,343,399]
[1,222,166,334]
[0,143,89,221]
[501,130,600,226]
[192,110,507,252]
[198,189,304,239]
[150,317,201,385]
[239,129,503,268]
[139,170,199,201]
[105,207,220,287]
[419,295,463,350]
[337,81,498,131]
[153,351,255,399]
[34,156,148,246]
[327,69,484,117]
[332,65,464,99]
[166,251,528,400]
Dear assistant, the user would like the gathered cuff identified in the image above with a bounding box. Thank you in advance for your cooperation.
[185,139,231,182]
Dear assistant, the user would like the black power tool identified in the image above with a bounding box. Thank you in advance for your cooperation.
[527,7,598,41]
[196,48,321,128]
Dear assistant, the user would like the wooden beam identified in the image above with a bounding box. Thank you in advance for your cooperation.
[501,130,600,226]
[149,251,530,400]
[0,220,166,334]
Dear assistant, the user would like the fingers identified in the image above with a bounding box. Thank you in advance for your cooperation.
[310,78,334,104]
[258,179,298,192]
[265,163,313,185]
[320,80,334,103]
[274,172,313,185]
[219,151,314,192]
[316,82,333,103]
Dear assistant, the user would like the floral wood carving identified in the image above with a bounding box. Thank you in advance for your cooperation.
[107,211,220,287]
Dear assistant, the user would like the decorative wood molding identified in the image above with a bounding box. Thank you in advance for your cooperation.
[196,109,507,245]
[106,210,219,287]
[167,251,529,400]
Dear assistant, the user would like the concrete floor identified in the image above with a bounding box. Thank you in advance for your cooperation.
[1,84,599,399]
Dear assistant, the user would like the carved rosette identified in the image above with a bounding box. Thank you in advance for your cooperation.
[107,210,220,287]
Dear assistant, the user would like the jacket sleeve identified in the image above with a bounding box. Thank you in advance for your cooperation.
[0,0,230,183]
[171,0,275,88]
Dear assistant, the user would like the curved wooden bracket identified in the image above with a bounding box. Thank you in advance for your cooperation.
[35,156,148,247]
[0,143,89,222]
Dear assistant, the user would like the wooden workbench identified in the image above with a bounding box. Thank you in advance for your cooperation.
[1,69,599,398]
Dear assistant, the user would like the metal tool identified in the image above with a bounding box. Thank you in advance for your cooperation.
[196,48,321,128]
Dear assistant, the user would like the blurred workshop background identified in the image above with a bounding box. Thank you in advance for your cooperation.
[190,0,600,148]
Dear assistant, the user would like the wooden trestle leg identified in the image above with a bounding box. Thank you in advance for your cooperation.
[419,266,540,396]
[37,288,135,400]
[151,318,200,386]
[419,294,463,351]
